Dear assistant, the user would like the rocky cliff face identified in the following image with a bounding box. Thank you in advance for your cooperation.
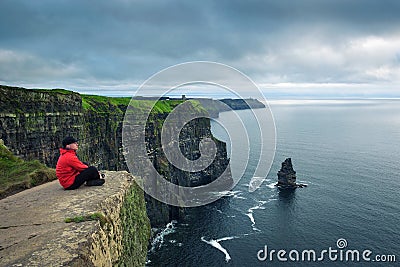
[191,98,265,118]
[0,86,83,167]
[143,109,232,226]
[0,85,126,171]
[0,85,232,227]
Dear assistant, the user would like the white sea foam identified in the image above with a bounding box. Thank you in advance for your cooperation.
[246,212,255,225]
[150,220,177,252]
[297,179,311,185]
[245,198,276,231]
[230,191,246,200]
[248,205,266,212]
[217,236,238,242]
[246,207,256,228]
[201,236,239,262]
[266,182,277,189]
[214,190,242,197]
[246,211,261,231]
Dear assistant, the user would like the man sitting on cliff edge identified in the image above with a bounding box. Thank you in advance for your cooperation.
[56,136,105,190]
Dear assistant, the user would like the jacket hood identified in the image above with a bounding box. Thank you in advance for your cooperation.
[59,148,76,155]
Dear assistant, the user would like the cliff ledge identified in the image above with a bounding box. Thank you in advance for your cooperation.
[0,171,150,266]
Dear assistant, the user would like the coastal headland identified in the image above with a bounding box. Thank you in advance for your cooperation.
[0,85,264,265]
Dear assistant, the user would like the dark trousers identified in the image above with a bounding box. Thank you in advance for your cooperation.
[65,166,100,190]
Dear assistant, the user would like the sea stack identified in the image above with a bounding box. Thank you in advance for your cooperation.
[276,158,307,189]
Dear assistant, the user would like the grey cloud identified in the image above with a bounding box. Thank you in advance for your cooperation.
[0,0,400,96]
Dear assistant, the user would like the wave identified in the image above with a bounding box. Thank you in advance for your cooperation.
[248,205,266,212]
[245,199,276,231]
[213,190,242,197]
[246,212,261,231]
[149,220,177,252]
[266,181,277,189]
[212,190,248,202]
[242,177,270,186]
[201,236,239,262]
[246,212,255,225]
[247,177,278,190]
[297,179,312,185]
[257,199,268,205]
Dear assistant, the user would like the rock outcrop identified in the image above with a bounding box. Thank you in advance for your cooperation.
[192,98,265,118]
[0,171,151,266]
[0,140,57,199]
[276,158,307,189]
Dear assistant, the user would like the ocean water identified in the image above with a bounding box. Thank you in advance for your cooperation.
[146,100,399,266]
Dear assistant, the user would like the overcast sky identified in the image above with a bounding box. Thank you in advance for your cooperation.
[1,0,399,98]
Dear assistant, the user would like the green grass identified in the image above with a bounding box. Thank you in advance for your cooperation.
[0,85,76,95]
[64,212,107,226]
[128,99,200,113]
[151,100,184,113]
[0,142,56,199]
[31,88,76,95]
[82,94,186,115]
[81,94,131,112]
[187,100,208,113]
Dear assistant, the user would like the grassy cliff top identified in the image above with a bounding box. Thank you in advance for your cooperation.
[1,85,255,116]
[81,94,131,112]
[0,141,56,199]
[81,94,188,114]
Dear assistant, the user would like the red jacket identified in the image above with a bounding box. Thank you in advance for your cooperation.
[56,148,88,188]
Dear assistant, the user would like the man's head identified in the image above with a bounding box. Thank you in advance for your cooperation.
[62,136,78,150]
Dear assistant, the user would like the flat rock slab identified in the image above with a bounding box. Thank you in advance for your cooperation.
[0,171,134,266]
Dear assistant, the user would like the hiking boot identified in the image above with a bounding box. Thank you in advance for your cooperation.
[86,179,105,186]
